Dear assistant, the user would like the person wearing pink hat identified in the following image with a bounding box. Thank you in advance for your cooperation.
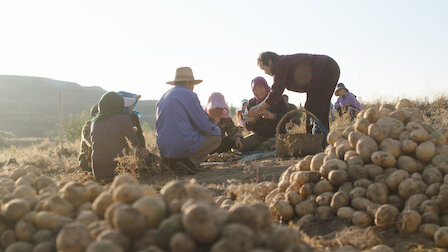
[204,92,243,152]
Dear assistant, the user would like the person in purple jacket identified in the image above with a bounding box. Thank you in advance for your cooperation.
[156,67,221,174]
[334,83,363,119]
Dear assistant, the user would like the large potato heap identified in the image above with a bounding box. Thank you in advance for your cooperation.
[257,99,448,249]
[0,171,311,252]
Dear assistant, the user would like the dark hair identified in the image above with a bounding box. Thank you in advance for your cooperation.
[257,51,279,67]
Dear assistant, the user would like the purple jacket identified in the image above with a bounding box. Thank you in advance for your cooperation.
[156,85,221,158]
[334,92,362,111]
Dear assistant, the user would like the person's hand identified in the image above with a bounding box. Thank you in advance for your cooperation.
[247,106,260,121]
[259,110,275,120]
[235,137,243,150]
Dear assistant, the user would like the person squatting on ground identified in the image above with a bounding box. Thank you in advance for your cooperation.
[243,76,288,152]
[78,104,98,171]
[247,51,340,135]
[156,67,221,174]
[205,92,243,153]
[334,83,363,119]
[90,91,139,178]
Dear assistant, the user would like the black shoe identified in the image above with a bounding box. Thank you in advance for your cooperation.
[161,157,200,175]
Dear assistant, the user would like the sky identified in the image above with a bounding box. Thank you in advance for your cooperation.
[1,0,447,107]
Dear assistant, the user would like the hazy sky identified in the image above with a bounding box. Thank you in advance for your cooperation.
[1,0,447,107]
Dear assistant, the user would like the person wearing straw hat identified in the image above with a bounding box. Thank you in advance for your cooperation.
[156,67,222,174]
[247,51,340,135]
[334,83,363,119]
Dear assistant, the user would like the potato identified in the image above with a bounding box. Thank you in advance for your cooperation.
[111,174,138,189]
[96,229,130,251]
[328,170,348,186]
[364,164,383,180]
[60,182,89,208]
[348,132,364,150]
[113,206,147,239]
[327,130,343,146]
[185,183,214,201]
[395,99,414,109]
[351,197,373,211]
[314,206,333,223]
[336,207,355,219]
[56,223,92,252]
[132,196,166,229]
[112,184,143,204]
[294,200,317,217]
[417,224,440,239]
[335,142,352,160]
[3,241,34,252]
[437,145,448,155]
[401,139,418,155]
[368,123,387,143]
[2,198,30,222]
[375,204,399,228]
[431,130,447,146]
[432,154,448,167]
[416,141,436,163]
[92,191,113,218]
[354,179,372,189]
[290,171,320,185]
[13,185,36,198]
[342,125,355,138]
[42,195,74,217]
[1,229,16,248]
[271,200,294,222]
[33,241,55,252]
[426,183,441,198]
[438,189,448,211]
[366,183,388,204]
[351,211,372,227]
[161,180,187,205]
[169,232,196,252]
[379,138,402,158]
[398,178,427,200]
[344,150,359,161]
[268,227,301,252]
[34,211,72,231]
[285,191,303,207]
[220,223,254,251]
[278,180,290,193]
[397,155,417,174]
[298,183,313,198]
[422,212,440,225]
[315,192,334,206]
[356,136,378,162]
[86,240,124,252]
[320,159,347,178]
[339,182,354,194]
[15,175,33,188]
[354,118,371,135]
[324,145,337,155]
[371,151,396,168]
[310,153,327,171]
[410,129,430,143]
[435,227,448,248]
[364,107,380,123]
[314,181,334,195]
[88,220,110,240]
[403,194,428,211]
[14,220,35,242]
[423,166,443,185]
[32,230,53,244]
[347,164,368,180]
[182,203,219,244]
[349,187,366,199]
[133,229,157,251]
[397,210,422,233]
[378,116,406,139]
[286,181,301,194]
[77,210,99,227]
[330,191,349,212]
[265,188,279,204]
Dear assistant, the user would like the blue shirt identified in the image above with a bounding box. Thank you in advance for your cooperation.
[156,85,221,158]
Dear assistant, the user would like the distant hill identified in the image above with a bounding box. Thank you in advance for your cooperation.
[0,75,157,137]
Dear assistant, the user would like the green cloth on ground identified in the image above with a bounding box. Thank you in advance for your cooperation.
[92,92,124,122]
[242,133,275,152]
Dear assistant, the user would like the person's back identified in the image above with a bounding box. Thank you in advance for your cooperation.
[91,114,138,177]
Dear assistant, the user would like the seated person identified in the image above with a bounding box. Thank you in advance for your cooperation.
[156,67,221,173]
[237,99,249,128]
[118,91,146,148]
[90,92,139,178]
[334,83,363,119]
[78,104,98,171]
[205,92,243,153]
[242,76,288,152]
[282,94,297,111]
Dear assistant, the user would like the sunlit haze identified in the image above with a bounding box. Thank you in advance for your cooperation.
[1,0,447,107]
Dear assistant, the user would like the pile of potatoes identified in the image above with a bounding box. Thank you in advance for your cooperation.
[1,168,312,252]
[259,99,448,249]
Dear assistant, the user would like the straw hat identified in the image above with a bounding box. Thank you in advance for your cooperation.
[334,83,349,96]
[166,67,202,85]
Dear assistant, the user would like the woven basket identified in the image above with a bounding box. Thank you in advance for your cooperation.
[275,108,323,157]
